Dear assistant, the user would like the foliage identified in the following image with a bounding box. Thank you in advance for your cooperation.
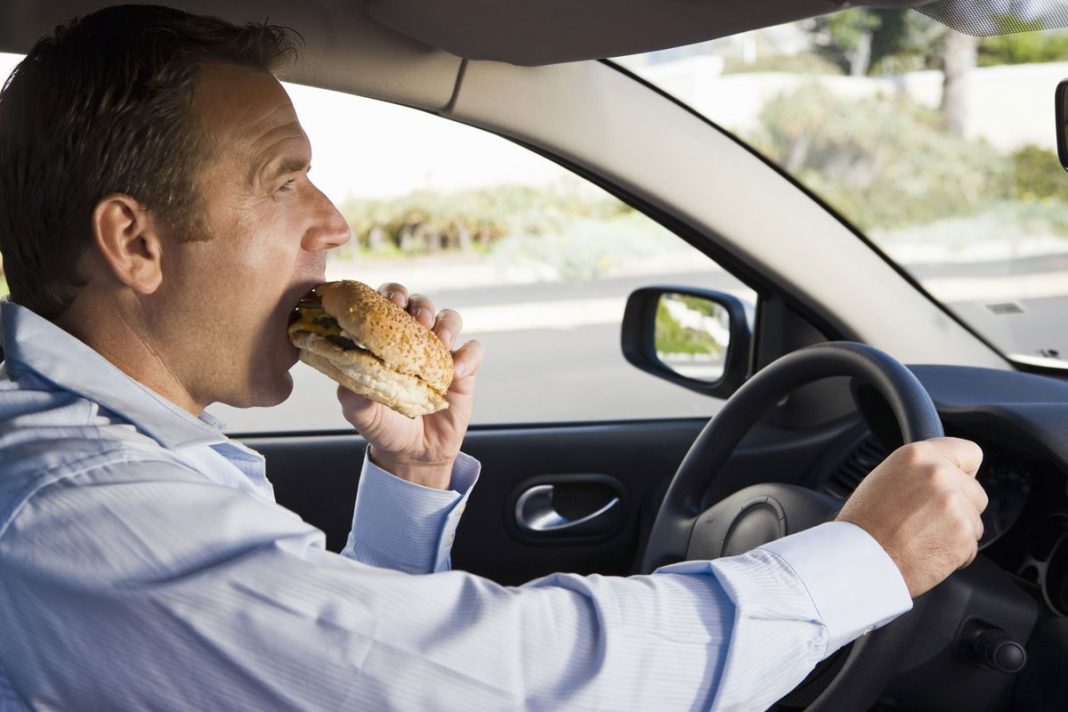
[338,183,631,259]
[806,9,881,75]
[655,300,722,356]
[805,7,1068,75]
[979,29,1068,66]
[1011,145,1068,202]
[747,83,1013,230]
[805,8,945,76]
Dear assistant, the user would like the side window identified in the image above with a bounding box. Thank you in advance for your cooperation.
[216,84,757,432]
[0,54,756,431]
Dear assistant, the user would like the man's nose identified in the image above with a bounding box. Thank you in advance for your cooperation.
[303,184,352,251]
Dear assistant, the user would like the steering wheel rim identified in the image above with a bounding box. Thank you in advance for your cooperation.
[640,341,943,711]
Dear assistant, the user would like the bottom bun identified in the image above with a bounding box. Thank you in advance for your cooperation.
[294,334,449,418]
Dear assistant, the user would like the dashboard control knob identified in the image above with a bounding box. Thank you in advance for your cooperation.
[964,627,1027,673]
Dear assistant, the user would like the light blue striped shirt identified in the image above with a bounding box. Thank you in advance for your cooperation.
[0,300,911,710]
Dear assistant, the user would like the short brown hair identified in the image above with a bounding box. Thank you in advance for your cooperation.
[0,5,300,319]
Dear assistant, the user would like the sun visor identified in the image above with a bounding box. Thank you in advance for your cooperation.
[367,0,931,66]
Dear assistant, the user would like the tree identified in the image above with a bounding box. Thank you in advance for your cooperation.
[808,10,881,76]
[805,8,976,135]
[941,30,979,136]
[807,9,942,76]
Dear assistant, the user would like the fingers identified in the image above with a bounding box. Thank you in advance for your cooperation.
[378,282,408,307]
[406,293,437,329]
[928,436,984,477]
[378,282,449,332]
[451,339,484,384]
[959,474,989,514]
[961,539,979,569]
[434,309,463,350]
[928,436,989,532]
[972,510,985,543]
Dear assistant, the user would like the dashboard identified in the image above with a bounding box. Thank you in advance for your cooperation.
[813,363,1068,710]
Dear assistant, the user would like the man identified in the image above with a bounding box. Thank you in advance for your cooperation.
[0,5,987,710]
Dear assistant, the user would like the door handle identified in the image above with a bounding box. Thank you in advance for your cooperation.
[515,484,621,534]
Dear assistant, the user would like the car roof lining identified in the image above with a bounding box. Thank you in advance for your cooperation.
[0,1,465,110]
[366,0,931,66]
[4,0,933,69]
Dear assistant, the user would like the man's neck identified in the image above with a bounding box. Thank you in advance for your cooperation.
[56,296,205,417]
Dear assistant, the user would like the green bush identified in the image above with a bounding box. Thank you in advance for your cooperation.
[655,300,722,356]
[980,31,1068,66]
[338,183,632,259]
[747,83,1013,230]
[1011,145,1068,202]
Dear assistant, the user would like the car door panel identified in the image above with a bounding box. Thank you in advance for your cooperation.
[247,414,864,586]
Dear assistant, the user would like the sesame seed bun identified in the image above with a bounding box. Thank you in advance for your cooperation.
[288,280,453,418]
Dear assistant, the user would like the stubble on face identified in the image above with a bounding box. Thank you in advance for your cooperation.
[152,62,323,411]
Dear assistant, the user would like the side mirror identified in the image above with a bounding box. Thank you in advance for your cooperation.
[621,286,753,399]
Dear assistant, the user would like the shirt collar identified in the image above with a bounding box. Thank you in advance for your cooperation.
[0,299,229,449]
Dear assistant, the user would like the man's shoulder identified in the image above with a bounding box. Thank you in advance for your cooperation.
[0,378,200,534]
[0,373,164,459]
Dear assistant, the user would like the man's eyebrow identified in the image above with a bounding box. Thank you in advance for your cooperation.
[250,156,310,186]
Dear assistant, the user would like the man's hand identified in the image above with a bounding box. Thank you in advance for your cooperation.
[836,437,988,598]
[337,282,484,490]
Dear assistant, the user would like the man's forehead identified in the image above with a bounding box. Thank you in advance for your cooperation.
[191,62,305,152]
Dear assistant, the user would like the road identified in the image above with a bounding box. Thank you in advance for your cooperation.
[213,257,1068,434]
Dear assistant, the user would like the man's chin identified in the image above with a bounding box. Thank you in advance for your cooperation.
[233,370,294,409]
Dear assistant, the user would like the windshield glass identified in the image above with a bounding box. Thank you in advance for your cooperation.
[617,10,1068,369]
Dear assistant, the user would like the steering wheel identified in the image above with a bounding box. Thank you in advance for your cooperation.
[640,341,943,711]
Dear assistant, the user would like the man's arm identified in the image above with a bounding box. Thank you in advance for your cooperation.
[0,459,905,711]
[341,449,480,573]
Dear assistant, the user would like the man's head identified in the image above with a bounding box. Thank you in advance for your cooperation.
[0,5,299,318]
[0,5,351,411]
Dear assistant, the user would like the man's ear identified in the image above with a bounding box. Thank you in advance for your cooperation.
[91,194,165,295]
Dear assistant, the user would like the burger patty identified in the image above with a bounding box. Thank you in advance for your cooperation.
[291,306,377,355]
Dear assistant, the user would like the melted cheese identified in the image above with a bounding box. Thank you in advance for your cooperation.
[290,306,342,337]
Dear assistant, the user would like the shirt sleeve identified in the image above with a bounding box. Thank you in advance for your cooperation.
[342,449,479,573]
[0,461,910,711]
[693,520,913,711]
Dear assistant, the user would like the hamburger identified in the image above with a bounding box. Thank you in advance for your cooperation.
[288,280,453,418]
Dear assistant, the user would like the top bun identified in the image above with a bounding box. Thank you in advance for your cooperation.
[317,280,453,395]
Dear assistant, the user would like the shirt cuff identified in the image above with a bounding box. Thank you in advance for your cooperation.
[344,449,481,574]
[759,520,913,652]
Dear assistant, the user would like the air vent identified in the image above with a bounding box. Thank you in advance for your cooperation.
[824,436,887,499]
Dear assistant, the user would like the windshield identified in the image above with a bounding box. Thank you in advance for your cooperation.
[617,9,1068,370]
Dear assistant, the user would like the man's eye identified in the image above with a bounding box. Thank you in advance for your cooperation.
[278,179,297,193]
